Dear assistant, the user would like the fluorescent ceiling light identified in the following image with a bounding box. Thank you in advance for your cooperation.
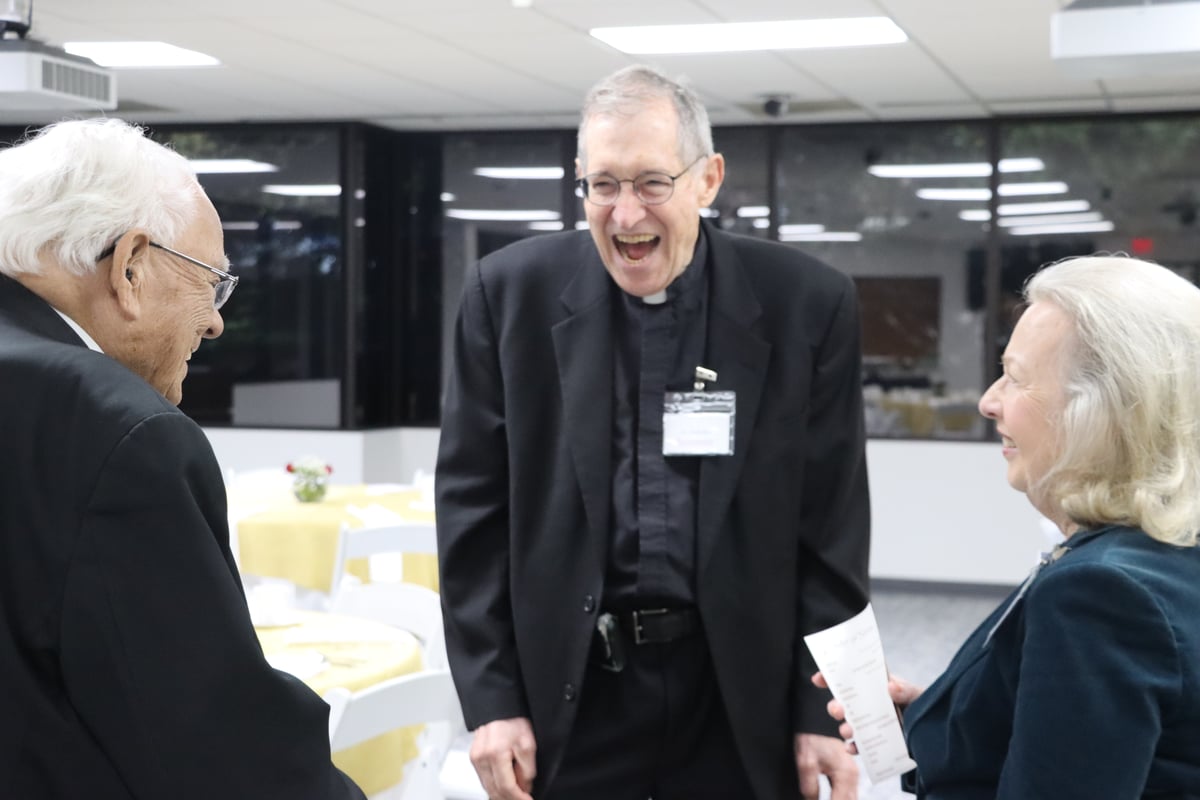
[999,212,1103,227]
[699,208,720,218]
[262,184,342,197]
[999,181,1068,197]
[958,210,1105,225]
[736,206,771,218]
[919,182,1070,201]
[63,41,219,68]
[189,159,277,174]
[753,219,770,229]
[867,157,1044,179]
[964,202,1095,218]
[474,167,564,180]
[778,223,826,235]
[997,200,1090,216]
[781,232,863,242]
[445,209,561,221]
[917,188,992,201]
[575,221,590,230]
[590,17,906,55]
[528,221,565,231]
[1009,221,1115,236]
[440,192,457,203]
[222,220,304,231]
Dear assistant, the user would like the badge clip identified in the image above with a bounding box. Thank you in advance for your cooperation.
[694,366,718,391]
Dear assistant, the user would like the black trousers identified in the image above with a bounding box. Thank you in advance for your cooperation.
[543,631,757,800]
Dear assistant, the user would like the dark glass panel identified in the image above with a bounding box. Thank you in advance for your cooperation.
[777,122,992,439]
[160,125,346,427]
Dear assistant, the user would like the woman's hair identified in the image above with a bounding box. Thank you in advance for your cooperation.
[577,64,713,172]
[0,118,198,278]
[1030,255,1200,545]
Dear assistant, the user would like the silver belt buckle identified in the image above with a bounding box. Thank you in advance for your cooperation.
[631,608,670,644]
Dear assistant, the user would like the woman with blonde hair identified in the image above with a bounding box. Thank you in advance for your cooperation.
[824,254,1200,797]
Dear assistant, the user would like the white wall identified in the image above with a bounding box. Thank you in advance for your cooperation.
[201,426,441,486]
[867,439,1046,586]
[203,427,1040,587]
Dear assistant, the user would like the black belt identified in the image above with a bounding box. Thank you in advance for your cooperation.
[591,607,701,673]
[614,607,701,644]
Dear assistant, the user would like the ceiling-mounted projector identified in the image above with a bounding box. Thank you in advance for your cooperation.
[1051,0,1200,78]
[0,38,117,110]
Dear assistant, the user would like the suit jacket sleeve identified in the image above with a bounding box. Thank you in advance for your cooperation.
[995,561,1175,798]
[60,411,364,800]
[792,276,872,734]
[435,259,529,729]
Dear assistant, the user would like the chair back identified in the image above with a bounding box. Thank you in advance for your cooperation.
[325,669,465,752]
[330,581,449,669]
[330,521,438,596]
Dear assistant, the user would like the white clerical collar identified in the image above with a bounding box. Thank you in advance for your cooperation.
[51,308,104,353]
[642,290,668,305]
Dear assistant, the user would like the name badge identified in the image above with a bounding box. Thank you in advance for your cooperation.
[662,391,736,456]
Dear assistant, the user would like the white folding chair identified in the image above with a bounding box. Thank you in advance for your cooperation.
[329,521,439,598]
[330,581,449,670]
[325,670,466,800]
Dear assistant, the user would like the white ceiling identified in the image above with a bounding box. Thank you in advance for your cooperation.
[6,0,1200,131]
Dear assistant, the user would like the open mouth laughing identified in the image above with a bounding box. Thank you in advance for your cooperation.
[615,233,659,264]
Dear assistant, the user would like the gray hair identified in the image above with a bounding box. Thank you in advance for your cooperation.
[0,118,199,278]
[1030,255,1200,546]
[577,64,713,172]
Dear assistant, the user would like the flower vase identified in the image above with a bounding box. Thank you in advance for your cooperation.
[292,473,329,503]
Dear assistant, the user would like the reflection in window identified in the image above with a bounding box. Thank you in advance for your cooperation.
[777,123,991,439]
[711,128,771,240]
[996,116,1200,345]
[441,131,569,376]
[162,126,345,427]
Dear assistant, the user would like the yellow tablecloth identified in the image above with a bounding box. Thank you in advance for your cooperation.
[256,610,425,797]
[237,485,439,594]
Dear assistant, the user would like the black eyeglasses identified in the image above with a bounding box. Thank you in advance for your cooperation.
[577,153,709,207]
[98,240,238,310]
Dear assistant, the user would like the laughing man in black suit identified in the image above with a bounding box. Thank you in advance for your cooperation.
[436,65,871,800]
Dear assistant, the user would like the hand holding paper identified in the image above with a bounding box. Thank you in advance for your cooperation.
[804,604,917,783]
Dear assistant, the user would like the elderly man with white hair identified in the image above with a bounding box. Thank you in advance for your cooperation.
[0,119,364,800]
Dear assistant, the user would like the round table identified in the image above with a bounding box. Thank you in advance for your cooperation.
[236,484,439,594]
[255,610,426,797]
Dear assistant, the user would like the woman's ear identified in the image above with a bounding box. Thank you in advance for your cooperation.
[106,231,152,320]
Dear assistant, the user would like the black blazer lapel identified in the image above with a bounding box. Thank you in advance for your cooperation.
[696,226,771,572]
[552,255,613,566]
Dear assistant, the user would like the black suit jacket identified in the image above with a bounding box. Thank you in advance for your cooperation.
[435,222,871,799]
[903,526,1200,798]
[0,276,363,800]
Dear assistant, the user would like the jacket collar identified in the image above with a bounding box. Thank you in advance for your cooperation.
[0,273,86,347]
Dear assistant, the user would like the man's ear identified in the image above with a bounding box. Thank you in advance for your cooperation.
[106,230,153,320]
[699,152,726,207]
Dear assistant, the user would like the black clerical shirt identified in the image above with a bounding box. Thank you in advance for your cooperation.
[605,230,709,609]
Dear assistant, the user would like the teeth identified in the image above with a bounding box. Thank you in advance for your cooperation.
[616,233,656,243]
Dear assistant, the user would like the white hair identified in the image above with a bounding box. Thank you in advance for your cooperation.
[577,64,714,173]
[0,118,199,277]
[1030,255,1200,546]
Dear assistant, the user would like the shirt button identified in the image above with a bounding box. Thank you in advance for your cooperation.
[582,595,595,613]
[563,683,577,702]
